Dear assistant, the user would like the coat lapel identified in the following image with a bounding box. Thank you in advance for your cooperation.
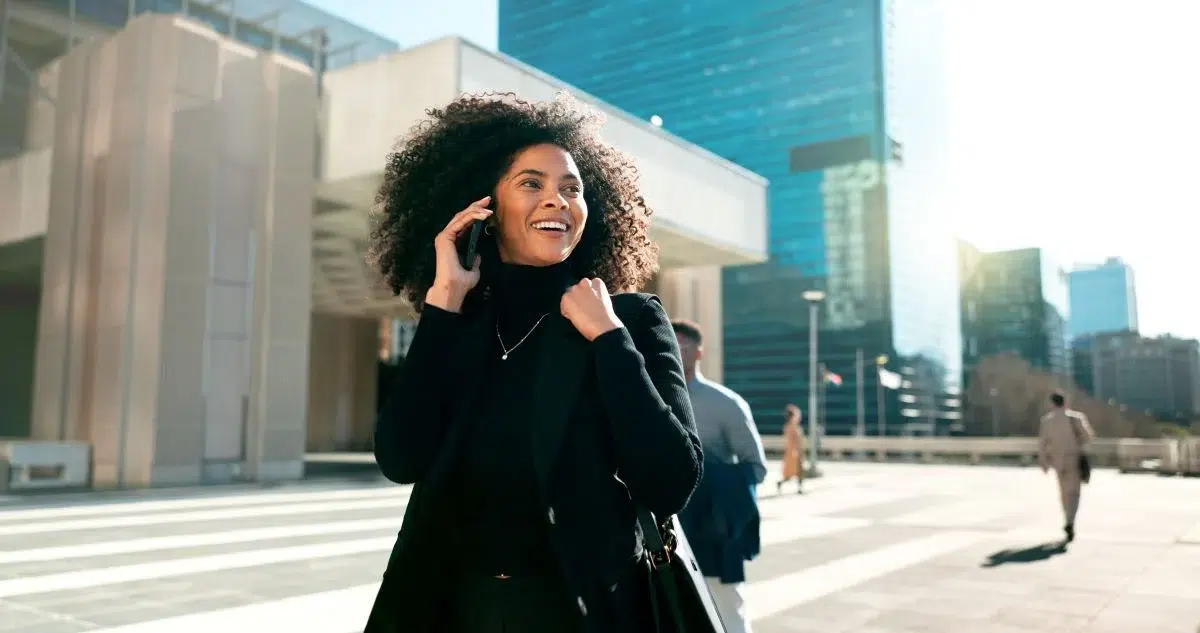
[529,314,590,497]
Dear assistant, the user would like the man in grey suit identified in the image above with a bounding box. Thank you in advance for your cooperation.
[672,319,767,633]
[1039,391,1094,543]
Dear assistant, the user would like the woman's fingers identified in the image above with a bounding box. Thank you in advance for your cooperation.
[436,196,492,243]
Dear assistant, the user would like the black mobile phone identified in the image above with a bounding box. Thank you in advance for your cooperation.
[458,220,484,271]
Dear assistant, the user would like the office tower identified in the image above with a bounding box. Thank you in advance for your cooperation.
[1068,257,1139,338]
[501,0,961,435]
[959,243,1071,378]
[1073,332,1200,421]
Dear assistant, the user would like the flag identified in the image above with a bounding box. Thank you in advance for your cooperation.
[823,369,843,386]
[878,367,902,390]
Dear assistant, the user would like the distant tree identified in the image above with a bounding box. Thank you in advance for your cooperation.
[964,353,1160,438]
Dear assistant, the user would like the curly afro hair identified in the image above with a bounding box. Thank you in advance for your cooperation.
[367,91,660,312]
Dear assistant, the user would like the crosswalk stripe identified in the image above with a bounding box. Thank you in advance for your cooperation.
[759,515,869,546]
[0,516,404,564]
[0,497,408,537]
[746,530,988,621]
[86,585,381,633]
[0,507,865,600]
[0,536,397,599]
[80,530,988,633]
[885,497,1027,528]
[0,486,408,523]
[758,487,924,519]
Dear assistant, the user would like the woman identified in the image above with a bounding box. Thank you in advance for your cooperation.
[363,93,704,633]
[777,404,805,494]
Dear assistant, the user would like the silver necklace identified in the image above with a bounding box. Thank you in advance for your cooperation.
[496,313,549,360]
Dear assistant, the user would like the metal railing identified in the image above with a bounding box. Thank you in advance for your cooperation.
[761,435,1200,476]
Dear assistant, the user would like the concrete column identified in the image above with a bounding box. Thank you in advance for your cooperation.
[306,313,379,453]
[29,15,317,488]
[653,266,724,383]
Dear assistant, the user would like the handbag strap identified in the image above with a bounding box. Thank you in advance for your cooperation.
[636,506,688,633]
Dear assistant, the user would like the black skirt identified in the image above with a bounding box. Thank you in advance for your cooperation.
[445,570,586,633]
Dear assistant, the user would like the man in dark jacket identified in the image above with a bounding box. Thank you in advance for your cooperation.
[673,320,767,633]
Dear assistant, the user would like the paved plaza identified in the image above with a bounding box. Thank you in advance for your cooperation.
[0,462,1197,633]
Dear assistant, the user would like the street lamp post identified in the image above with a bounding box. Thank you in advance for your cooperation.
[988,387,999,436]
[802,289,826,477]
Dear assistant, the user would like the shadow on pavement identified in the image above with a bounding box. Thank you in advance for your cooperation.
[980,541,1067,567]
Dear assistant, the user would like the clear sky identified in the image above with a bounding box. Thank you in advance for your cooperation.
[305,0,1196,340]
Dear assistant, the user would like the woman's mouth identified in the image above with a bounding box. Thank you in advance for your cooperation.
[532,220,569,233]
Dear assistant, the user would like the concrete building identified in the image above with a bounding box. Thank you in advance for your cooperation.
[1067,257,1139,339]
[1072,331,1200,422]
[0,3,767,488]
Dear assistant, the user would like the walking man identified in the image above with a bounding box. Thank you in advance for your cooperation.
[1038,391,1094,542]
[673,319,767,633]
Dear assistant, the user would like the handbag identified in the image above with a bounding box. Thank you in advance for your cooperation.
[636,506,728,633]
[1068,415,1092,484]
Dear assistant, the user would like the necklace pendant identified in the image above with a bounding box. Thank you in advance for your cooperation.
[501,353,508,360]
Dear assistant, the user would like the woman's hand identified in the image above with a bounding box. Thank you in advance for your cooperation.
[560,278,624,341]
[424,197,493,312]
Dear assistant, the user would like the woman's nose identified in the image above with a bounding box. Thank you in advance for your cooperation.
[542,193,569,209]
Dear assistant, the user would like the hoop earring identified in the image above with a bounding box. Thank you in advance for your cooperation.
[483,222,495,236]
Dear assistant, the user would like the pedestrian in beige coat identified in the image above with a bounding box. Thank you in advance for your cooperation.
[1038,392,1094,542]
[777,404,806,494]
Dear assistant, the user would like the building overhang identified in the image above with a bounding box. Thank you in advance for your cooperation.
[314,36,767,316]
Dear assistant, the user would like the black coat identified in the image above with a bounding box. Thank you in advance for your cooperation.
[364,292,704,633]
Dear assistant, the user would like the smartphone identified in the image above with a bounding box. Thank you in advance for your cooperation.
[458,220,484,271]
[458,196,493,270]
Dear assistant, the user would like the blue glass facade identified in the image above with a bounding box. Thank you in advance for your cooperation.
[1068,259,1139,339]
[500,0,961,436]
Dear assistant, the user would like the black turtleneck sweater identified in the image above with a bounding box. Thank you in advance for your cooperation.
[451,261,574,576]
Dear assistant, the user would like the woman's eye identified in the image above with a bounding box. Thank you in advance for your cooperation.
[520,180,541,189]
[564,185,582,195]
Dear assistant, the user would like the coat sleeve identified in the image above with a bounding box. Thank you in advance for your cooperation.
[722,395,768,484]
[1037,414,1051,469]
[373,305,462,484]
[590,296,704,517]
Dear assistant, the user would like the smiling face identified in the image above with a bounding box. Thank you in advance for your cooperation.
[492,143,588,267]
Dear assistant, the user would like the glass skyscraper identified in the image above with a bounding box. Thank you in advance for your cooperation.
[959,244,1071,379]
[1068,258,1139,339]
[500,0,961,436]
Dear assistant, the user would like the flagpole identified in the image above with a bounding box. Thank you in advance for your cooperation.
[855,348,865,438]
[819,363,827,443]
[876,355,888,440]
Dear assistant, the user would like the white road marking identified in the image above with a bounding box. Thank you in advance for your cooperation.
[80,531,988,633]
[758,515,869,546]
[885,496,1026,528]
[0,497,408,537]
[758,486,923,519]
[0,486,408,523]
[0,537,396,599]
[746,530,988,621]
[0,517,404,564]
[81,584,382,633]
